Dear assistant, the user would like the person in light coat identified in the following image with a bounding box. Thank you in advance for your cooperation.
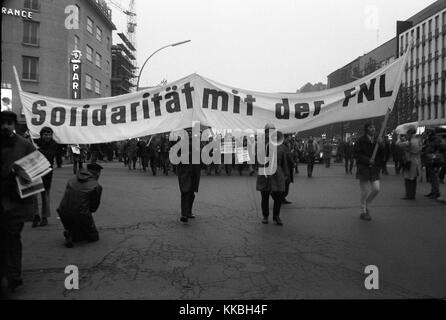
[396,126,422,200]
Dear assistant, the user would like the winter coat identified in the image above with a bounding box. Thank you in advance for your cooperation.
[354,135,384,182]
[396,136,422,180]
[57,169,102,217]
[1,134,37,219]
[256,144,289,192]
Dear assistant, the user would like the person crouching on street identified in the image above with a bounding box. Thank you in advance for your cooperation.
[57,163,103,248]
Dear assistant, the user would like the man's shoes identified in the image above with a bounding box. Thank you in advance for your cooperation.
[7,278,23,293]
[360,210,372,221]
[273,217,283,226]
[187,214,195,219]
[40,217,48,227]
[282,199,292,204]
[261,218,268,224]
[180,216,188,224]
[424,193,433,197]
[32,215,40,228]
[63,231,74,248]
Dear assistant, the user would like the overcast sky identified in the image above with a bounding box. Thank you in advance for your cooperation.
[110,0,437,93]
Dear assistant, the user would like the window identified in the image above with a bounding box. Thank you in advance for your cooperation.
[96,27,102,42]
[24,0,39,10]
[95,52,102,68]
[86,45,93,62]
[74,35,80,50]
[86,74,93,90]
[22,56,39,81]
[94,79,101,94]
[87,17,94,34]
[23,21,39,45]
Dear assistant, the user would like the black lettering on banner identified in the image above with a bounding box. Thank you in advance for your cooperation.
[142,93,150,119]
[70,107,77,126]
[181,82,194,109]
[343,88,356,107]
[203,88,229,111]
[92,105,107,126]
[379,74,393,97]
[275,98,290,119]
[151,93,162,116]
[313,100,324,116]
[232,90,241,113]
[294,102,310,119]
[130,102,139,121]
[358,78,376,103]
[165,89,181,113]
[244,94,255,116]
[111,106,126,124]
[31,100,46,125]
[81,105,89,126]
[51,107,66,126]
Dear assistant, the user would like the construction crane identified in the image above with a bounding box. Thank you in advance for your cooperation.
[107,0,137,49]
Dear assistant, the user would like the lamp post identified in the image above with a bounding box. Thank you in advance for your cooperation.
[136,40,191,91]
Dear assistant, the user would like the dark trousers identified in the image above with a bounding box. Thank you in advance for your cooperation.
[344,156,354,173]
[73,160,83,174]
[427,165,440,195]
[59,211,99,242]
[394,160,403,175]
[324,157,331,168]
[181,192,195,217]
[0,213,25,283]
[404,179,417,199]
[284,180,291,199]
[307,154,315,177]
[261,191,284,219]
[128,157,137,170]
[56,153,63,168]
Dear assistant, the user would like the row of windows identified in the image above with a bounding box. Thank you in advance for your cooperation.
[24,0,39,11]
[86,16,110,47]
[22,56,105,95]
[85,74,102,94]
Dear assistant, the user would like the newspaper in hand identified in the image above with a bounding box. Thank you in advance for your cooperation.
[16,176,45,199]
[12,150,52,182]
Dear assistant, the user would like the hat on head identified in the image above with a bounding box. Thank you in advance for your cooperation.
[40,126,53,135]
[87,163,103,172]
[1,111,17,123]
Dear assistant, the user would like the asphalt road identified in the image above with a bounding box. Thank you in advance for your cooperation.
[6,161,446,299]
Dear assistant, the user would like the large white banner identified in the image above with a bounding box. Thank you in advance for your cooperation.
[18,51,408,144]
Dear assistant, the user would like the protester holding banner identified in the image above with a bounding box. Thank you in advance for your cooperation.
[396,126,422,200]
[354,122,385,221]
[256,124,289,226]
[0,111,36,293]
[33,126,59,227]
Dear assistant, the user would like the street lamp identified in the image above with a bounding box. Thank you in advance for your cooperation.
[136,40,191,90]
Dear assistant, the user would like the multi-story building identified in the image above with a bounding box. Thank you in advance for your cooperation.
[111,32,136,96]
[1,0,116,130]
[397,3,446,127]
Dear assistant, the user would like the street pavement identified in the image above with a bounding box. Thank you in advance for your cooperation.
[6,161,446,299]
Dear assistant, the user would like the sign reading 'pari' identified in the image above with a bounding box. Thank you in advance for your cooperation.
[70,50,81,99]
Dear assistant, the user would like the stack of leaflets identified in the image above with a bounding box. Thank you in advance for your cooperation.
[12,150,52,199]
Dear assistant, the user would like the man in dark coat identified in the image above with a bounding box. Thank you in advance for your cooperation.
[353,122,384,221]
[256,125,289,226]
[33,126,59,227]
[177,128,202,224]
[343,138,355,174]
[1,111,36,293]
[283,135,295,204]
[57,163,103,248]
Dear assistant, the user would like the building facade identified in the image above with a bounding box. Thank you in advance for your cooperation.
[1,0,116,127]
[398,4,446,127]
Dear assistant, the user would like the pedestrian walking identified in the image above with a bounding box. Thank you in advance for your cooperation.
[304,136,319,178]
[422,129,444,199]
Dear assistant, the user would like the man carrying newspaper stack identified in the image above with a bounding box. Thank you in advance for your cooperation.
[0,111,36,294]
